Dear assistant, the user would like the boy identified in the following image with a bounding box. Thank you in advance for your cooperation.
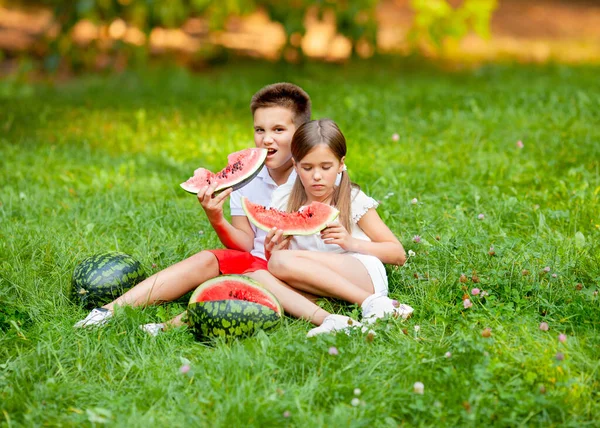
[74,82,314,330]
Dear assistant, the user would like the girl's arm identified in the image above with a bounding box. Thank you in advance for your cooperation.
[350,209,407,265]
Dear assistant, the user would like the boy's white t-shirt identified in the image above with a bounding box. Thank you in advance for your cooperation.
[230,166,297,260]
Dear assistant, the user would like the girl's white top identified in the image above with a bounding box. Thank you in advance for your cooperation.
[270,185,380,252]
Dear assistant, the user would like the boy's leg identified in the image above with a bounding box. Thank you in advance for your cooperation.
[105,251,220,310]
[75,251,220,328]
[268,250,374,304]
[139,310,187,336]
[142,269,353,336]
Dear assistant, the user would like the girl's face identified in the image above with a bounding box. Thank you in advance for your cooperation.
[294,144,345,203]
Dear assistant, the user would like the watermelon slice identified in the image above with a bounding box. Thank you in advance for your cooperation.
[241,197,339,236]
[187,275,283,339]
[180,148,268,194]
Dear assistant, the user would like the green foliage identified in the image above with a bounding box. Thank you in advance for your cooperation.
[410,0,497,51]
[37,0,378,67]
[1,62,599,425]
[20,0,497,68]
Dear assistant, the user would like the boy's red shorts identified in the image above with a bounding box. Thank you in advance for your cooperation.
[207,249,268,275]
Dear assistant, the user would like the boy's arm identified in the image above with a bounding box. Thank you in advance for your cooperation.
[198,183,254,251]
[214,216,254,251]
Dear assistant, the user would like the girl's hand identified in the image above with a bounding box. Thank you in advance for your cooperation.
[197,182,233,224]
[320,222,356,251]
[264,227,291,260]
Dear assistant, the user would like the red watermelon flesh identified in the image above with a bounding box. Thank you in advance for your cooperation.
[241,197,339,236]
[180,148,268,194]
[189,275,282,315]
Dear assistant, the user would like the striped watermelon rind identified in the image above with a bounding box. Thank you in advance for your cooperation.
[180,148,268,194]
[71,252,146,308]
[187,275,283,340]
[189,300,281,339]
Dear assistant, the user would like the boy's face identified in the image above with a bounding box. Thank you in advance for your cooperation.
[253,106,297,172]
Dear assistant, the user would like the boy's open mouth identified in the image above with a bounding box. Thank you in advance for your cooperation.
[267,149,277,157]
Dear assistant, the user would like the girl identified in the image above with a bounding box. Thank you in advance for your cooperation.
[263,118,413,337]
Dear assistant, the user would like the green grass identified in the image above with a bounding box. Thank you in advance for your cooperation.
[1,60,600,426]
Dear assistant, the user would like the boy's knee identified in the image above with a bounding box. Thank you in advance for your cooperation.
[189,251,219,273]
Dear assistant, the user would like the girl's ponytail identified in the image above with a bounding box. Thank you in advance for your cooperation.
[332,170,357,233]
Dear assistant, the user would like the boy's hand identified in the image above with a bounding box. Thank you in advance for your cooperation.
[264,227,291,260]
[197,182,233,224]
[321,222,356,251]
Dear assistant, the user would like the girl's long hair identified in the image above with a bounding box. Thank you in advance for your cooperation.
[286,119,358,232]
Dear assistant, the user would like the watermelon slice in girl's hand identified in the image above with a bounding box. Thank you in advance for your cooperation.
[241,197,339,236]
[180,148,268,194]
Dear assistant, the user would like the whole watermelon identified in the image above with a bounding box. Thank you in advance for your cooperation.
[71,252,146,308]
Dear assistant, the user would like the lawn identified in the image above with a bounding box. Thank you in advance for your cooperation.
[1,60,599,426]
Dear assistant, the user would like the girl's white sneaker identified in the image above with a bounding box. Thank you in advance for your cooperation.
[361,295,413,324]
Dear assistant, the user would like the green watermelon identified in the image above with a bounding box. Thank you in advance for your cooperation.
[187,275,283,340]
[180,148,268,194]
[71,252,146,308]
[241,197,339,235]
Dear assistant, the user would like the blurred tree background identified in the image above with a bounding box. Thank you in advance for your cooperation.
[0,0,500,72]
[1,0,600,74]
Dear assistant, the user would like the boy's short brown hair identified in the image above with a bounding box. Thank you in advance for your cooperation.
[250,82,311,126]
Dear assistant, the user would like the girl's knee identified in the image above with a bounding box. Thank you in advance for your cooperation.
[268,251,293,276]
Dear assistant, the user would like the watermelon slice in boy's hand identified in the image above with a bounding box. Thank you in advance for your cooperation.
[241,197,339,236]
[180,148,268,194]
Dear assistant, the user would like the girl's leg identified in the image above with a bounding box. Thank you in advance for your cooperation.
[268,251,413,323]
[268,250,374,304]
[105,251,220,310]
